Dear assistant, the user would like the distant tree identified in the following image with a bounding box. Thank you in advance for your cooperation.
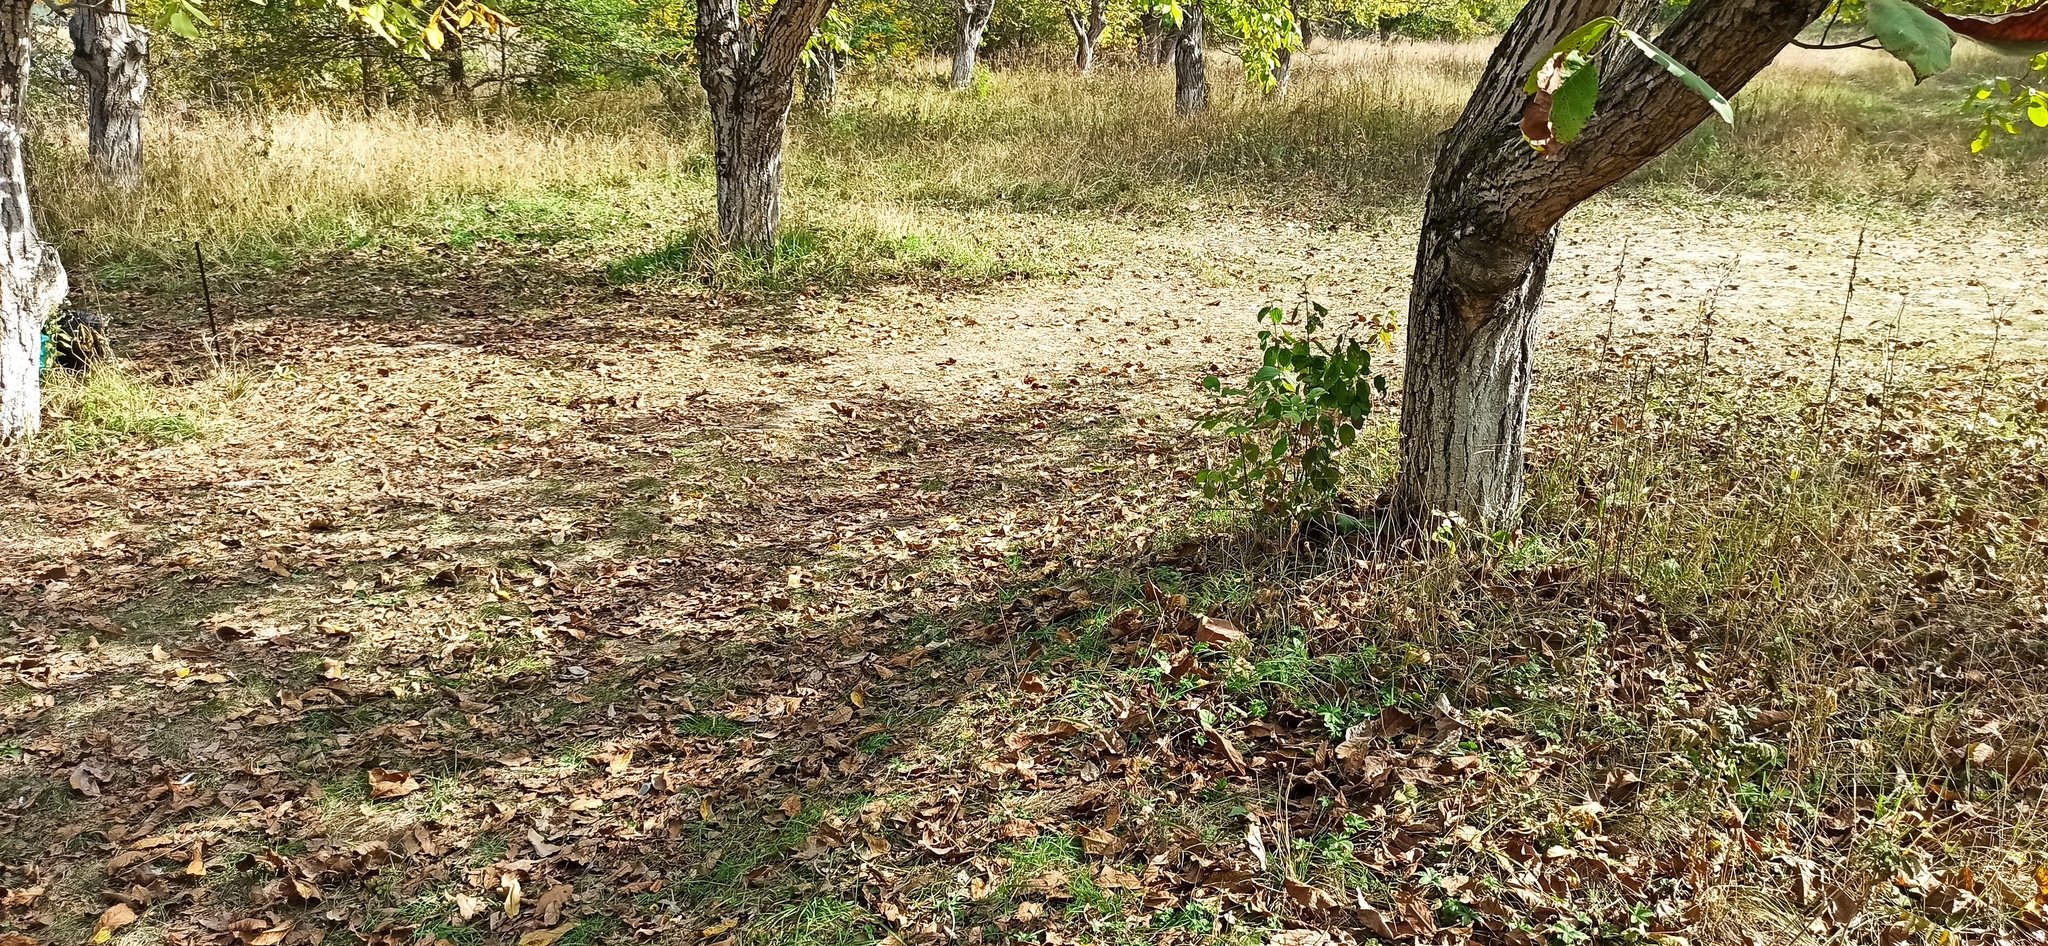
[950,0,993,87]
[1154,0,1298,113]
[1063,0,1106,69]
[69,0,148,188]
[694,0,836,246]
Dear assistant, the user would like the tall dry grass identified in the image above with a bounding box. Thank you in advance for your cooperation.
[24,38,2045,287]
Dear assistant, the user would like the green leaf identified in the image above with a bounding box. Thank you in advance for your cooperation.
[1619,29,1734,124]
[1865,0,1956,84]
[1550,61,1599,144]
[1524,17,1619,94]
[2030,97,2048,127]
[168,7,200,37]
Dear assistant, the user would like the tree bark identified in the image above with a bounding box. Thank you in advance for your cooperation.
[803,44,838,109]
[1173,1,1206,115]
[442,27,470,102]
[696,0,835,249]
[360,35,387,116]
[1393,0,1832,526]
[1066,0,1106,72]
[950,0,993,90]
[1139,8,1168,64]
[68,0,147,189]
[0,0,70,442]
[1271,0,1305,96]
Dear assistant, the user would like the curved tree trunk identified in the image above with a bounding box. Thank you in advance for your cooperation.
[1392,0,1833,526]
[950,0,994,89]
[803,44,838,109]
[1066,0,1106,71]
[68,0,147,189]
[1172,2,1206,115]
[0,0,71,442]
[697,0,835,249]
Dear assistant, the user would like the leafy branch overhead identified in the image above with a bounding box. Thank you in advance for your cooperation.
[164,0,510,51]
[1518,17,1732,156]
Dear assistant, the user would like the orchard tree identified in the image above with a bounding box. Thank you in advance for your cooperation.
[0,0,493,443]
[1390,0,2039,525]
[69,0,149,188]
[949,0,993,87]
[1063,0,1105,69]
[1156,0,1298,112]
[695,0,836,246]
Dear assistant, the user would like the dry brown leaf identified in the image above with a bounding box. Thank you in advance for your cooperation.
[516,922,577,946]
[227,918,294,946]
[1196,615,1245,645]
[367,768,420,799]
[90,903,138,944]
[501,873,524,918]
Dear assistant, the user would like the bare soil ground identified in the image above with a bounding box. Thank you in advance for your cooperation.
[2,199,2044,946]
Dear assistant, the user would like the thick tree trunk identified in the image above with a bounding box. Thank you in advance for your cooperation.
[1172,2,1206,115]
[696,0,834,249]
[803,44,838,109]
[1067,0,1105,71]
[950,0,993,89]
[1139,9,1168,64]
[0,0,70,442]
[68,0,147,189]
[1391,0,1832,526]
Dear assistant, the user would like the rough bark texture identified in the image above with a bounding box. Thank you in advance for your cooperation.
[1066,0,1106,71]
[1172,2,1206,115]
[0,0,69,442]
[950,0,994,90]
[1393,0,1833,526]
[360,38,387,115]
[803,44,838,109]
[1139,9,1168,64]
[696,0,835,248]
[69,0,147,189]
[1271,0,1306,96]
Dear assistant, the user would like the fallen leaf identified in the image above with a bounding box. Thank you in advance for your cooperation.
[1196,615,1245,644]
[517,922,576,946]
[91,904,138,944]
[367,768,420,799]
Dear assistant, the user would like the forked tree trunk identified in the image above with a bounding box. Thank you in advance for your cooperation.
[1067,0,1106,71]
[696,0,834,249]
[1172,2,1206,115]
[1393,0,1832,526]
[68,0,147,189]
[0,0,71,442]
[950,0,994,89]
[1139,9,1168,64]
[803,44,838,108]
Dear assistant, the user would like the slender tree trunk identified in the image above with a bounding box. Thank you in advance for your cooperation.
[803,44,838,109]
[1392,0,1832,525]
[443,28,469,102]
[1172,1,1206,115]
[360,35,387,116]
[696,0,834,249]
[1271,0,1305,97]
[68,0,147,189]
[950,0,993,89]
[0,0,70,442]
[1139,9,1168,64]
[1066,0,1105,71]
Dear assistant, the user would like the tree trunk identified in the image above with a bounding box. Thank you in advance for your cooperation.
[950,0,993,90]
[443,28,469,102]
[1139,9,1167,64]
[696,0,834,249]
[1067,0,1105,71]
[1392,0,1833,526]
[803,44,838,109]
[0,0,70,443]
[68,0,147,189]
[1271,0,1304,97]
[1173,1,1206,115]
[360,36,386,116]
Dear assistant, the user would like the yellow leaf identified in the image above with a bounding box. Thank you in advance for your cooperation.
[517,923,577,946]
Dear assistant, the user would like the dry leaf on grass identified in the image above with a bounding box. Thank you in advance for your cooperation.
[366,768,420,799]
[517,923,577,946]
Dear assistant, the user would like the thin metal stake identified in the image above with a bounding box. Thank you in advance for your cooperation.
[196,241,221,363]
